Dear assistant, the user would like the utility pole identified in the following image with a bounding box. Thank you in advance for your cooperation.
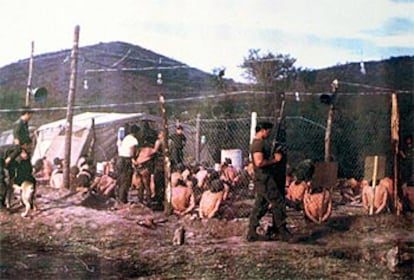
[391,93,402,215]
[324,79,338,162]
[63,25,80,191]
[195,113,201,163]
[158,73,172,215]
[25,41,34,106]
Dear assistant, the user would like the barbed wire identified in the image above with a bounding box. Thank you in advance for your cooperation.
[0,89,411,114]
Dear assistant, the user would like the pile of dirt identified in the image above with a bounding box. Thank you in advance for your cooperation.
[0,186,413,279]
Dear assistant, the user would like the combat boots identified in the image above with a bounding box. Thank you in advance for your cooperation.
[277,225,293,242]
[265,224,294,242]
[246,228,269,242]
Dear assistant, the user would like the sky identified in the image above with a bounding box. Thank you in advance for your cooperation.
[0,0,413,82]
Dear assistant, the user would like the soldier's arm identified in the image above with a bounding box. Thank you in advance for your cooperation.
[252,151,281,168]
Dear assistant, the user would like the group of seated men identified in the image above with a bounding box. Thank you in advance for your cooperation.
[28,151,245,219]
[285,164,414,218]
[20,150,414,222]
[167,159,244,219]
[32,155,117,198]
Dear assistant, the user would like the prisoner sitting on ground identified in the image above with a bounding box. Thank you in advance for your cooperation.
[171,164,185,188]
[195,163,209,189]
[285,159,316,210]
[171,178,195,216]
[362,178,389,214]
[379,177,396,211]
[90,171,117,198]
[49,158,64,189]
[285,180,310,210]
[33,157,52,186]
[75,159,94,192]
[339,177,362,204]
[199,179,224,219]
[303,186,332,224]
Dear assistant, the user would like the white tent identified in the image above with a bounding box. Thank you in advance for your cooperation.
[32,112,161,166]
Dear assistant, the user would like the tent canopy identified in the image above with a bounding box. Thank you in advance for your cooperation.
[32,112,162,166]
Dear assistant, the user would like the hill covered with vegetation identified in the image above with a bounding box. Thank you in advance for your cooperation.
[0,41,412,132]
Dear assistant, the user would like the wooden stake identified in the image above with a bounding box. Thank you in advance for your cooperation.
[321,102,334,220]
[369,155,378,215]
[158,74,172,215]
[324,104,334,162]
[195,113,201,163]
[63,25,80,191]
[25,41,34,106]
[391,93,402,215]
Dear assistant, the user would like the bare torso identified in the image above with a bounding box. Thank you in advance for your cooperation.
[97,175,116,197]
[362,182,388,214]
[171,172,183,188]
[199,190,223,219]
[171,186,195,216]
[303,190,332,224]
[286,181,308,202]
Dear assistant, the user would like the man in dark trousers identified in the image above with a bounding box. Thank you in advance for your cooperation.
[5,107,35,183]
[13,107,33,147]
[247,121,292,242]
[2,107,36,210]
[116,124,139,203]
[169,125,186,169]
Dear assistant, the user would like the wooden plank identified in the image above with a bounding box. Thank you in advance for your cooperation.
[313,162,338,189]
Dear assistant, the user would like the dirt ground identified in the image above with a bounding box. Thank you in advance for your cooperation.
[0,186,413,280]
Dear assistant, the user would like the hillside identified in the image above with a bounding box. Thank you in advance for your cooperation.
[0,41,227,125]
[300,56,414,93]
[0,42,412,131]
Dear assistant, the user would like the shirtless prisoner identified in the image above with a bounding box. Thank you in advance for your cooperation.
[362,179,389,214]
[171,179,195,216]
[199,179,224,219]
[285,180,310,210]
[303,188,332,224]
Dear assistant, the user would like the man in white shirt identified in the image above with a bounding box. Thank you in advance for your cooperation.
[116,124,139,203]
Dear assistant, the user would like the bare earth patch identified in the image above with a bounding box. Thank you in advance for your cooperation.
[0,186,413,279]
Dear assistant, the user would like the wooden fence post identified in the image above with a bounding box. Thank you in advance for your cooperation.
[391,93,402,215]
[63,25,80,191]
[158,73,172,215]
[25,41,34,106]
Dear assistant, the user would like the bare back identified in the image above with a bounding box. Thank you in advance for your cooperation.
[362,183,388,214]
[286,181,308,202]
[303,190,332,224]
[172,186,195,215]
[199,190,223,219]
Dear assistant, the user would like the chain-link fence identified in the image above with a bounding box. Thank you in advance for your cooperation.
[179,92,412,217]
[184,94,407,177]
[1,91,412,218]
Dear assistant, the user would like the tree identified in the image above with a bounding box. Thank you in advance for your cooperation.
[240,49,297,91]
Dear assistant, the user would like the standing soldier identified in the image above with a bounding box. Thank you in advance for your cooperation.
[13,106,33,148]
[169,125,186,168]
[5,107,35,185]
[247,121,292,242]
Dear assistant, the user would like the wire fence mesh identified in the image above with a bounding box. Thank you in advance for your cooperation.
[183,94,401,178]
[179,92,412,217]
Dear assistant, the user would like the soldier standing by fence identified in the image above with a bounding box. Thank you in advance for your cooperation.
[5,107,36,186]
[169,125,186,169]
[247,121,292,242]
